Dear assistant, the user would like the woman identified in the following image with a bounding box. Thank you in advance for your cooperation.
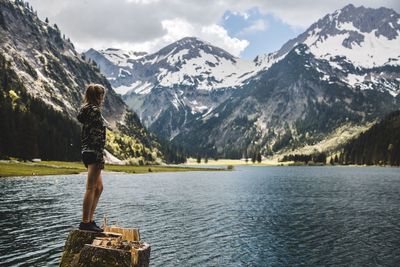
[77,84,107,232]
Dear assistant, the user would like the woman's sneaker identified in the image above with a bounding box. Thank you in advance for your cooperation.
[90,220,104,232]
[79,221,102,232]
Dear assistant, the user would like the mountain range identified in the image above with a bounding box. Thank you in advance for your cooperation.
[86,4,400,158]
[0,0,185,163]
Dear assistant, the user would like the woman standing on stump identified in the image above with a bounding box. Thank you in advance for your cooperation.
[77,84,107,232]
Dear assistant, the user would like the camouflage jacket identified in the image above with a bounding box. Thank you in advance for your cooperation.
[77,104,106,156]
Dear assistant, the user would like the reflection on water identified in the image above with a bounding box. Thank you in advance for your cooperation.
[0,166,400,266]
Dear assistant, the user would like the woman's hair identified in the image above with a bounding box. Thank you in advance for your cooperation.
[83,84,106,106]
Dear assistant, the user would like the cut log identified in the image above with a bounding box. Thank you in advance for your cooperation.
[103,226,140,241]
[59,229,109,267]
[77,241,151,267]
[130,241,151,267]
[59,227,150,267]
[77,244,132,267]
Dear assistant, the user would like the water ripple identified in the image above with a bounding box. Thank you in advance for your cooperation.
[1,166,400,266]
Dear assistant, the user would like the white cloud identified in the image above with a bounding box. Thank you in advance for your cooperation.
[160,19,249,56]
[238,19,269,35]
[74,17,249,57]
[126,0,160,3]
[201,25,249,56]
[160,18,195,43]
[230,11,250,20]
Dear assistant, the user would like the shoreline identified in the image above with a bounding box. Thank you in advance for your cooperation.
[184,158,399,168]
[0,160,225,178]
[1,159,397,177]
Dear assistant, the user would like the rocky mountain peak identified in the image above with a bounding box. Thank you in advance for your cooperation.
[326,4,399,39]
[141,36,237,65]
[101,48,148,62]
[175,36,209,46]
[277,4,400,68]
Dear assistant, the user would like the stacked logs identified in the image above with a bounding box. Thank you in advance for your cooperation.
[59,223,150,267]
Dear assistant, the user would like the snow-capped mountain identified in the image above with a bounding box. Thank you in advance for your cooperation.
[249,4,400,98]
[173,43,400,157]
[84,48,148,95]
[101,48,147,65]
[88,4,400,99]
[86,37,263,95]
[276,4,400,68]
[85,37,268,135]
[86,4,400,157]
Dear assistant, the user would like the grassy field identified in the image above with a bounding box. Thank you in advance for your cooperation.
[0,160,224,177]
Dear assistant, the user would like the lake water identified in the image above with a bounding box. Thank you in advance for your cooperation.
[0,166,400,266]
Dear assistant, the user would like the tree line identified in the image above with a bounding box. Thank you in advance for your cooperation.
[339,110,400,166]
[279,111,400,166]
[280,152,327,164]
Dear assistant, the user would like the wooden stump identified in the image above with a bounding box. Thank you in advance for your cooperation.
[77,241,151,267]
[103,225,140,242]
[59,227,150,267]
[59,230,110,267]
[77,244,132,267]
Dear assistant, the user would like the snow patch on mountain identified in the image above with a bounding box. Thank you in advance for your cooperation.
[128,81,153,95]
[155,49,256,90]
[101,48,147,67]
[306,29,400,68]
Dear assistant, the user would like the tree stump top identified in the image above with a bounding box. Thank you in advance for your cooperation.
[60,225,150,267]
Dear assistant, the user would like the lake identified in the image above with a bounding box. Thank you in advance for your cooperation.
[0,166,400,266]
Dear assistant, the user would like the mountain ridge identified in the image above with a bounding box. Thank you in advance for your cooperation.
[84,4,400,157]
[172,43,399,157]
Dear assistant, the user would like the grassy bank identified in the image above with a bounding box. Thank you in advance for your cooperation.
[0,160,224,177]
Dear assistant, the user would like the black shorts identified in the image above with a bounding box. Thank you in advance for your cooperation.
[82,151,104,169]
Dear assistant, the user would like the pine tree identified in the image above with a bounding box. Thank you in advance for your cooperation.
[251,152,256,163]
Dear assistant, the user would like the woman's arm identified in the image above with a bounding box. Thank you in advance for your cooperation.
[88,105,106,151]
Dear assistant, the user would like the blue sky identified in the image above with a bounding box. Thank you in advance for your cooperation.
[221,8,304,58]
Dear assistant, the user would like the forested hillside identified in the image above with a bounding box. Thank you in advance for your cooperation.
[339,111,400,166]
[0,53,81,161]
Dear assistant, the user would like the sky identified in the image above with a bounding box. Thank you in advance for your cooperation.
[26,0,400,59]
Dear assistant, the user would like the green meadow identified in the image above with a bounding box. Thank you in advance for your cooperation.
[0,160,224,177]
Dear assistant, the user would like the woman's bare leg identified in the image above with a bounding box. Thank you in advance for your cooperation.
[82,164,101,223]
[89,172,103,222]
